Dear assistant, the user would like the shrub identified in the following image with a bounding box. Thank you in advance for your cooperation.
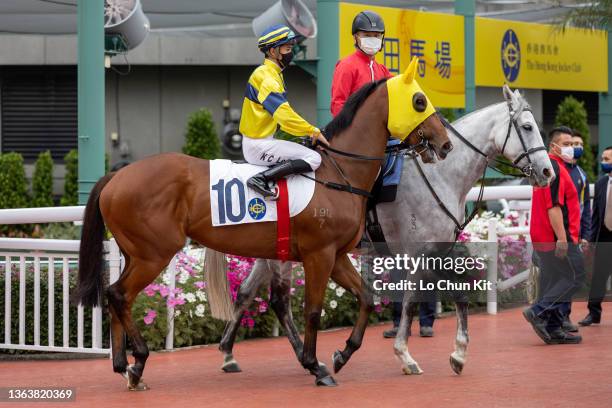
[0,152,29,209]
[31,151,54,207]
[554,96,596,181]
[182,109,221,160]
[60,150,78,206]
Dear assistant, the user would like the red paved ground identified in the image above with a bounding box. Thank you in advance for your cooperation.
[1,303,611,408]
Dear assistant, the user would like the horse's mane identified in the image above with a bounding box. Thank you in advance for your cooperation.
[323,78,389,141]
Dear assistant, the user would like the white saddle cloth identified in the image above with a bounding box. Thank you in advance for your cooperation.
[209,160,315,226]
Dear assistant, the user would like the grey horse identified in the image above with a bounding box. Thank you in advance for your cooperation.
[218,85,553,376]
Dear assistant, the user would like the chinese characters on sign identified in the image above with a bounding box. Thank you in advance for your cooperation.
[526,43,559,56]
[403,39,452,79]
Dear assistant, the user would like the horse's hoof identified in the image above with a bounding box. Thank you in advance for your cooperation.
[332,350,346,374]
[126,365,149,391]
[222,361,242,373]
[402,363,423,375]
[315,375,338,387]
[450,353,464,375]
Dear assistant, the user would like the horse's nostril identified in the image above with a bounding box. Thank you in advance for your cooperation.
[442,142,453,153]
[543,168,551,178]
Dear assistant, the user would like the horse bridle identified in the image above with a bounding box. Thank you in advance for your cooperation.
[438,103,547,178]
[407,103,547,241]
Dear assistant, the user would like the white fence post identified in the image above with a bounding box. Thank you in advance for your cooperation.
[165,256,177,351]
[487,219,498,315]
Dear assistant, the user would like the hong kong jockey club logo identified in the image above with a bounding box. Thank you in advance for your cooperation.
[248,197,266,220]
[501,29,520,82]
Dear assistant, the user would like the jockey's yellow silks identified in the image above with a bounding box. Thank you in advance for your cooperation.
[386,57,437,141]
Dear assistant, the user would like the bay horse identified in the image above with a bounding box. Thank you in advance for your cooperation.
[217,85,553,377]
[74,58,452,390]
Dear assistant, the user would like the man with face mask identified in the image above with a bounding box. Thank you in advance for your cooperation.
[579,146,612,326]
[524,127,584,344]
[240,25,329,197]
[330,10,391,117]
[552,128,591,332]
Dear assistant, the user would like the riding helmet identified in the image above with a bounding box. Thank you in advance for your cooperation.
[351,10,385,34]
[258,24,297,53]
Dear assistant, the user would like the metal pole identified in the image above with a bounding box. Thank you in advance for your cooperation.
[487,219,498,315]
[316,0,339,127]
[77,0,106,204]
[598,29,612,166]
[455,0,476,113]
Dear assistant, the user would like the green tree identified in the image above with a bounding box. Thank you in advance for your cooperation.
[0,152,29,209]
[554,95,596,181]
[32,151,55,207]
[182,109,220,160]
[60,149,78,206]
[558,1,611,31]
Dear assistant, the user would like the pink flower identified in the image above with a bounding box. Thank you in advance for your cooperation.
[194,281,206,289]
[290,287,296,295]
[159,285,170,298]
[295,278,304,286]
[144,284,158,297]
[258,301,268,313]
[143,309,157,325]
[167,296,186,308]
[374,304,383,314]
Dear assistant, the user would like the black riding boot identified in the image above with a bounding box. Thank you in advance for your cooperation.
[247,159,312,198]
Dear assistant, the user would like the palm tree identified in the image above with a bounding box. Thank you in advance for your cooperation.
[558,1,612,31]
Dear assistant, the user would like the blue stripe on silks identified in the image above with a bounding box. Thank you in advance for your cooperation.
[262,92,288,115]
[245,83,260,104]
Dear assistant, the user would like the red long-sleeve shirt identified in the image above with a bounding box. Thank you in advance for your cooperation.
[330,50,392,117]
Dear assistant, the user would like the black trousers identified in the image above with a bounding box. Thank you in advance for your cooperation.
[532,244,584,330]
[587,227,612,317]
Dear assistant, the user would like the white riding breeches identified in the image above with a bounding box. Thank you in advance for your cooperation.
[242,135,322,170]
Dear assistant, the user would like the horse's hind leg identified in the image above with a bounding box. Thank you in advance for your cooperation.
[108,257,169,390]
[450,299,469,374]
[107,254,130,376]
[393,291,422,375]
[269,260,304,362]
[219,258,274,373]
[330,254,373,374]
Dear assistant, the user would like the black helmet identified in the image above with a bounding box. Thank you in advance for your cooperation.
[351,10,385,35]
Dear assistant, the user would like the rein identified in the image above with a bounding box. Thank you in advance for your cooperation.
[296,131,430,198]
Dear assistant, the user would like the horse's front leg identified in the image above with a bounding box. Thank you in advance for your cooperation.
[269,260,304,362]
[219,258,274,373]
[302,251,337,386]
[450,299,469,374]
[330,254,373,373]
[393,289,423,375]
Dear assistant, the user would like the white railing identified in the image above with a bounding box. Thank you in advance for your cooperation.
[0,206,121,354]
[485,218,531,315]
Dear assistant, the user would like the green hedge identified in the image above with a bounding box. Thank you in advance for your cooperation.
[0,153,29,209]
[182,108,221,160]
[31,151,54,208]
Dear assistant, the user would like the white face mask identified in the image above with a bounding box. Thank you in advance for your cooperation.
[554,143,574,162]
[359,36,382,55]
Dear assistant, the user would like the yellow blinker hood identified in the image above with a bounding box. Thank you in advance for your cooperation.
[386,57,437,141]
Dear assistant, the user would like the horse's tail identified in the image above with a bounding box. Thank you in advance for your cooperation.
[75,173,115,308]
[204,248,235,322]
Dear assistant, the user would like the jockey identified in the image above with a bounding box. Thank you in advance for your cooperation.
[240,24,329,198]
[331,10,392,117]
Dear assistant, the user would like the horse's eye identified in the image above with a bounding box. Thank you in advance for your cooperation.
[412,92,427,113]
[521,123,533,131]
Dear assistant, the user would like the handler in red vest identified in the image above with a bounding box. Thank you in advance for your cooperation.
[330,10,392,117]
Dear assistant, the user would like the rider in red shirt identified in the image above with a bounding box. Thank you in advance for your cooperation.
[330,10,392,117]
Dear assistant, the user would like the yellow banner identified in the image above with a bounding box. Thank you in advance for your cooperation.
[339,2,465,108]
[475,17,608,92]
